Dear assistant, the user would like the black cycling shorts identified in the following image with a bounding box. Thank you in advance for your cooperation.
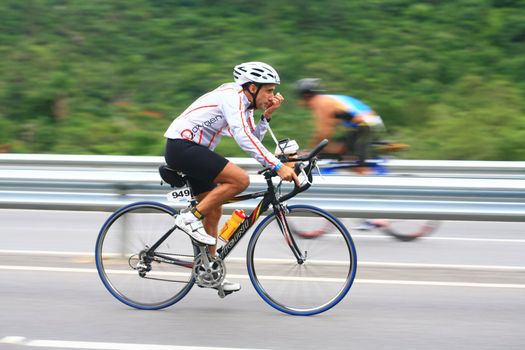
[164,138,229,196]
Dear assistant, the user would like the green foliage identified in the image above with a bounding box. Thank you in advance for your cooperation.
[400,76,525,159]
[0,0,524,160]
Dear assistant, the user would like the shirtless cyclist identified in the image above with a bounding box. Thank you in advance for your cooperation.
[296,78,385,172]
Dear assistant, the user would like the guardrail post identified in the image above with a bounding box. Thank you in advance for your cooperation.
[115,184,129,256]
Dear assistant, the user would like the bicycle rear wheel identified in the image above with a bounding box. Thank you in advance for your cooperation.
[377,219,440,242]
[247,205,357,316]
[95,201,196,310]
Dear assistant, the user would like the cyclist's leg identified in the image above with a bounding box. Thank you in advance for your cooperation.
[320,139,346,156]
[196,191,222,256]
[344,125,371,166]
[195,161,249,215]
[166,139,247,292]
[191,164,247,293]
[195,162,248,260]
[165,139,230,245]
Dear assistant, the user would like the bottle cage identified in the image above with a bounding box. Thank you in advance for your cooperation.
[274,138,299,156]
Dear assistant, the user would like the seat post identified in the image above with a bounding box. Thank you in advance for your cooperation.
[180,173,198,207]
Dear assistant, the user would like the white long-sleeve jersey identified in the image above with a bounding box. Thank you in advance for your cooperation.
[164,82,281,169]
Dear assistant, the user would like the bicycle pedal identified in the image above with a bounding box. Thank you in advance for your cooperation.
[218,289,234,298]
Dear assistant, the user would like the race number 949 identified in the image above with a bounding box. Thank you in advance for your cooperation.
[166,188,191,202]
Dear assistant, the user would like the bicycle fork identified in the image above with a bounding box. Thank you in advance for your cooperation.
[275,207,307,264]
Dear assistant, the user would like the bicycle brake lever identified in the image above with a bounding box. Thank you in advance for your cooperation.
[297,163,311,187]
[314,162,325,181]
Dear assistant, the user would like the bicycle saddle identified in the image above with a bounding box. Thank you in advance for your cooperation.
[158,165,186,188]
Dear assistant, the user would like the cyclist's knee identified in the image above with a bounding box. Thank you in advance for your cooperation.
[226,171,249,194]
[235,171,250,193]
[215,162,249,193]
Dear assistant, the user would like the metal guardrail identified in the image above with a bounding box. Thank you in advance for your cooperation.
[2,153,525,178]
[0,154,524,221]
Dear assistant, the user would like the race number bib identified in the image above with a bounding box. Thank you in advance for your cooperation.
[166,187,191,202]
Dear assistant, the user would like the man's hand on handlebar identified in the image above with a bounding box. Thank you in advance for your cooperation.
[277,164,300,187]
[270,139,329,188]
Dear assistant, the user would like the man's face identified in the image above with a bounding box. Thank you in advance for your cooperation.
[250,84,276,110]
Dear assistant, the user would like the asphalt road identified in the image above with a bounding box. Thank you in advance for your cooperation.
[1,209,524,350]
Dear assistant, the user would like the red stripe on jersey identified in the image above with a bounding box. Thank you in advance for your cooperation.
[182,104,218,117]
[237,92,276,167]
[208,128,222,148]
[248,115,255,131]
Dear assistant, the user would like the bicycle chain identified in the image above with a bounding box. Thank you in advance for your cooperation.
[128,250,195,283]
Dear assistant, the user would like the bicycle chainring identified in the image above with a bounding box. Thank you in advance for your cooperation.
[193,253,226,288]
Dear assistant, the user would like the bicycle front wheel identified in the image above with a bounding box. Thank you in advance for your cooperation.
[95,202,196,310]
[247,205,357,316]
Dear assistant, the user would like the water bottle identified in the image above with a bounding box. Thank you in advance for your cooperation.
[219,209,246,242]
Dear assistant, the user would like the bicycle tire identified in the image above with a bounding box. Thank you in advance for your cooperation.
[95,201,196,310]
[247,205,357,316]
[378,220,440,242]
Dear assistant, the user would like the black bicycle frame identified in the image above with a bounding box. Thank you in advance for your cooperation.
[216,171,304,262]
[147,139,329,267]
[146,170,304,267]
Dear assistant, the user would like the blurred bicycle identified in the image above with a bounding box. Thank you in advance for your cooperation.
[299,140,440,242]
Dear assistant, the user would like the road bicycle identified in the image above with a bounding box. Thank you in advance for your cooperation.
[95,140,357,316]
[304,141,440,242]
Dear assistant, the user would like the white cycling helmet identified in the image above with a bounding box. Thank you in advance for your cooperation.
[233,61,280,85]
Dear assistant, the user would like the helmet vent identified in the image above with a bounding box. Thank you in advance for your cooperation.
[233,61,280,85]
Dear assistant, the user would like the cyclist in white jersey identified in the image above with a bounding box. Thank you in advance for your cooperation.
[164,62,298,293]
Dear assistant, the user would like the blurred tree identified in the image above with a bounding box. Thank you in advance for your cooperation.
[400,76,525,160]
[0,0,523,160]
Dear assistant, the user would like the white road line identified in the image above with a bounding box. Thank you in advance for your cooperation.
[0,265,98,273]
[344,234,525,243]
[0,249,93,256]
[357,279,525,289]
[227,257,525,271]
[1,249,525,271]
[358,261,525,271]
[1,265,524,289]
[419,236,525,243]
[0,336,270,350]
